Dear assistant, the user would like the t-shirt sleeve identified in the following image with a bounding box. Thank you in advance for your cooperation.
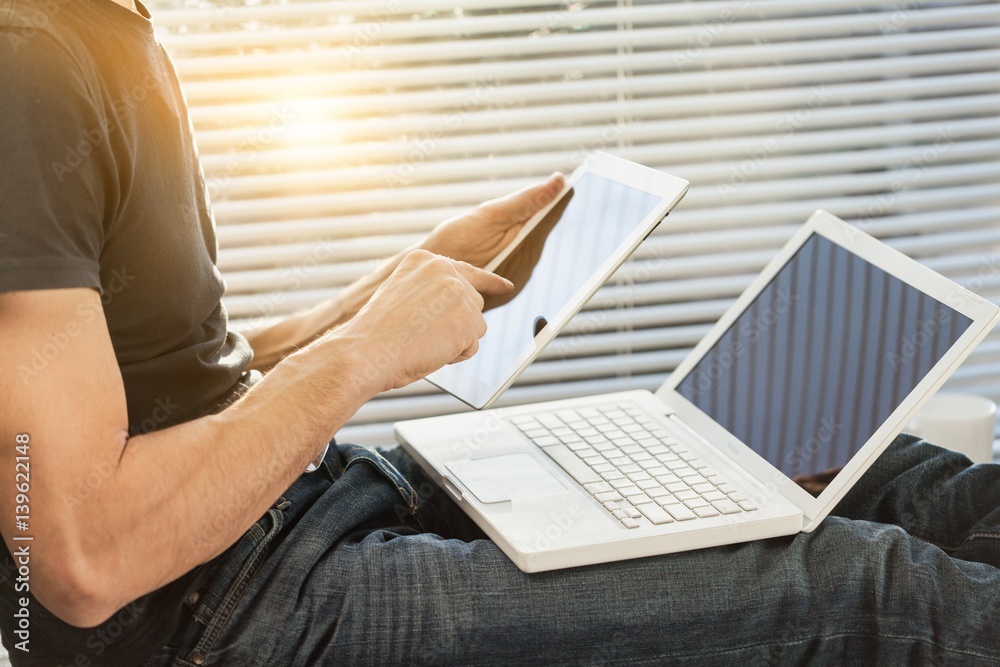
[0,28,114,294]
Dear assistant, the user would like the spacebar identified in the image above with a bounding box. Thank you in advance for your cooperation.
[542,445,601,485]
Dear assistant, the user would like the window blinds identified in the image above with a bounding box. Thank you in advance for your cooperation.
[148,0,1000,449]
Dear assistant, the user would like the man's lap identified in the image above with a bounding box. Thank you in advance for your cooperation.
[147,437,1000,666]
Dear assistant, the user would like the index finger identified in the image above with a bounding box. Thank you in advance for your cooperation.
[449,259,514,297]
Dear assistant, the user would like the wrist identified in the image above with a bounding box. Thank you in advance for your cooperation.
[320,324,392,397]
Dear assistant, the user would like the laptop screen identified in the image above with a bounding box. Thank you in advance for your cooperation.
[676,233,972,481]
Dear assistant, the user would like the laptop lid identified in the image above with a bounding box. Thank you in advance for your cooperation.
[655,210,999,530]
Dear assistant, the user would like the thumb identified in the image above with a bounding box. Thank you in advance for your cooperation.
[488,172,566,223]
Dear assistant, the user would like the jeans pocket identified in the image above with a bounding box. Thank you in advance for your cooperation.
[339,444,420,519]
[187,507,284,658]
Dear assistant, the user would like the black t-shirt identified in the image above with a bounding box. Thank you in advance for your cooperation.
[0,0,253,663]
[0,0,252,434]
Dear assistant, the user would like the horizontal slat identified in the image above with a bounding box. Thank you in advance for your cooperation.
[209,140,1000,200]
[179,48,1000,104]
[171,26,1000,79]
[189,70,999,127]
[200,115,1000,174]
[158,4,998,57]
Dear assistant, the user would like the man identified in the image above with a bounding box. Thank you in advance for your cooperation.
[1,0,998,665]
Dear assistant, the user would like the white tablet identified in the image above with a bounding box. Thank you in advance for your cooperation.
[426,152,689,409]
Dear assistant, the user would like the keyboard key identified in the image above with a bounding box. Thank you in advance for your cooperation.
[691,483,714,494]
[636,503,674,525]
[556,409,581,422]
[666,505,697,521]
[703,490,727,502]
[617,485,641,496]
[612,509,628,520]
[738,501,758,511]
[712,499,743,515]
[585,435,610,445]
[620,464,642,475]
[684,498,710,509]
[532,435,560,447]
[627,471,652,482]
[611,478,636,490]
[705,474,725,485]
[537,414,564,430]
[592,441,617,452]
[655,474,680,485]
[601,471,626,482]
[718,483,737,494]
[592,463,615,474]
[621,445,643,455]
[625,493,652,506]
[665,482,688,493]
[579,407,601,418]
[595,423,618,433]
[655,495,679,507]
[560,434,584,445]
[603,501,621,511]
[610,435,632,445]
[576,428,599,438]
[694,506,720,518]
[647,487,671,499]
[674,467,699,478]
[511,416,535,425]
[551,427,573,437]
[621,517,640,529]
[595,491,624,503]
[648,467,671,478]
[636,479,661,490]
[638,459,661,470]
[609,456,631,467]
[623,505,642,519]
[542,445,602,484]
[524,428,548,439]
[647,445,670,455]
[674,490,698,501]
[584,482,613,495]
[566,441,590,452]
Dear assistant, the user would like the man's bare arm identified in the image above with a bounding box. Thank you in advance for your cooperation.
[0,250,511,627]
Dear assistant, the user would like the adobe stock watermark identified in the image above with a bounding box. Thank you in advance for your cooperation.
[886,308,954,374]
[383,75,498,189]
[877,0,926,35]
[339,0,403,63]
[681,286,799,399]
[205,106,296,200]
[673,0,752,70]
[5,0,63,55]
[17,268,135,384]
[717,85,832,201]
[51,75,159,182]
[849,127,958,236]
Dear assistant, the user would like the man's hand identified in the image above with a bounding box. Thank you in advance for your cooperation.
[419,173,565,268]
[337,249,513,392]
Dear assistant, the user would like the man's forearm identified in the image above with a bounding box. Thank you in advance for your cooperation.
[244,249,409,371]
[73,329,382,624]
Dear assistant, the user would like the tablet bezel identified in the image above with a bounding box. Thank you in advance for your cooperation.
[656,210,1000,530]
[426,152,690,410]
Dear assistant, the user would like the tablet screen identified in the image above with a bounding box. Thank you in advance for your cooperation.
[440,172,663,396]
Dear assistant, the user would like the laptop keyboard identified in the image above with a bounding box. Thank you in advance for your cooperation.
[510,402,758,530]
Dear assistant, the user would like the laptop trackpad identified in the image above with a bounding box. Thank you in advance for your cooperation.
[447,454,567,504]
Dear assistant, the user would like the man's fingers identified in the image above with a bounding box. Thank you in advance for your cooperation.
[487,172,565,221]
[449,259,514,297]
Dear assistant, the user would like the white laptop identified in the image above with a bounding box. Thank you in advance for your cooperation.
[395,210,1000,572]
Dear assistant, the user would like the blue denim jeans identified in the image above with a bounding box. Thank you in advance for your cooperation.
[142,436,1000,666]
